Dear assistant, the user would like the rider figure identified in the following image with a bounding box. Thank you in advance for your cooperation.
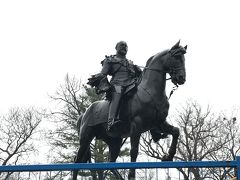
[100,41,141,132]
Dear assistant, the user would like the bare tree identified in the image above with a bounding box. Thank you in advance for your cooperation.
[47,74,87,163]
[47,74,106,162]
[140,100,238,180]
[0,107,43,179]
[206,115,240,179]
[175,101,230,179]
[47,74,129,179]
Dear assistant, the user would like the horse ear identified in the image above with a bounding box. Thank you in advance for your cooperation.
[171,40,180,50]
[184,45,187,50]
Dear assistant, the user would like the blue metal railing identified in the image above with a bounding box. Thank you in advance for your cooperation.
[1,156,240,179]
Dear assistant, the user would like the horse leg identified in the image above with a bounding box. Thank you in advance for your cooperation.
[161,121,180,161]
[128,134,141,180]
[72,127,95,180]
[106,137,124,180]
[107,137,122,162]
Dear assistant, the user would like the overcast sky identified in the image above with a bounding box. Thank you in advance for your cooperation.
[1,0,240,115]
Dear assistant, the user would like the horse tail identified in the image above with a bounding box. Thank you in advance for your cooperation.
[77,114,83,135]
[86,146,92,163]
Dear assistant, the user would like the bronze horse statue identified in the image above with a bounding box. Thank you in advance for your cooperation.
[73,41,187,180]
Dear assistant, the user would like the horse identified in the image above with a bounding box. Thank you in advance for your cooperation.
[73,41,187,180]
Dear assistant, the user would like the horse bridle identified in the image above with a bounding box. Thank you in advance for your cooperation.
[138,50,184,76]
[137,59,184,99]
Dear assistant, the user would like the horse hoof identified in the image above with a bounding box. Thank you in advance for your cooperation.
[161,155,173,161]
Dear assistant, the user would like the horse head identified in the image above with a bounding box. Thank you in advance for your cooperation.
[167,40,187,86]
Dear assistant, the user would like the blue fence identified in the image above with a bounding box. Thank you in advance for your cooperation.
[1,156,240,179]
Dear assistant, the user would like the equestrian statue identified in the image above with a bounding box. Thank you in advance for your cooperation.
[73,40,187,180]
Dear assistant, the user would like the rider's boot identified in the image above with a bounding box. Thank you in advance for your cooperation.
[107,91,122,132]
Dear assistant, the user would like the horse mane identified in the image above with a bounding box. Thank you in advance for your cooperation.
[145,56,154,67]
[143,50,169,73]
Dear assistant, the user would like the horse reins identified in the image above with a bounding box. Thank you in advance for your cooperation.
[137,65,171,80]
[137,65,180,99]
[168,84,178,100]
